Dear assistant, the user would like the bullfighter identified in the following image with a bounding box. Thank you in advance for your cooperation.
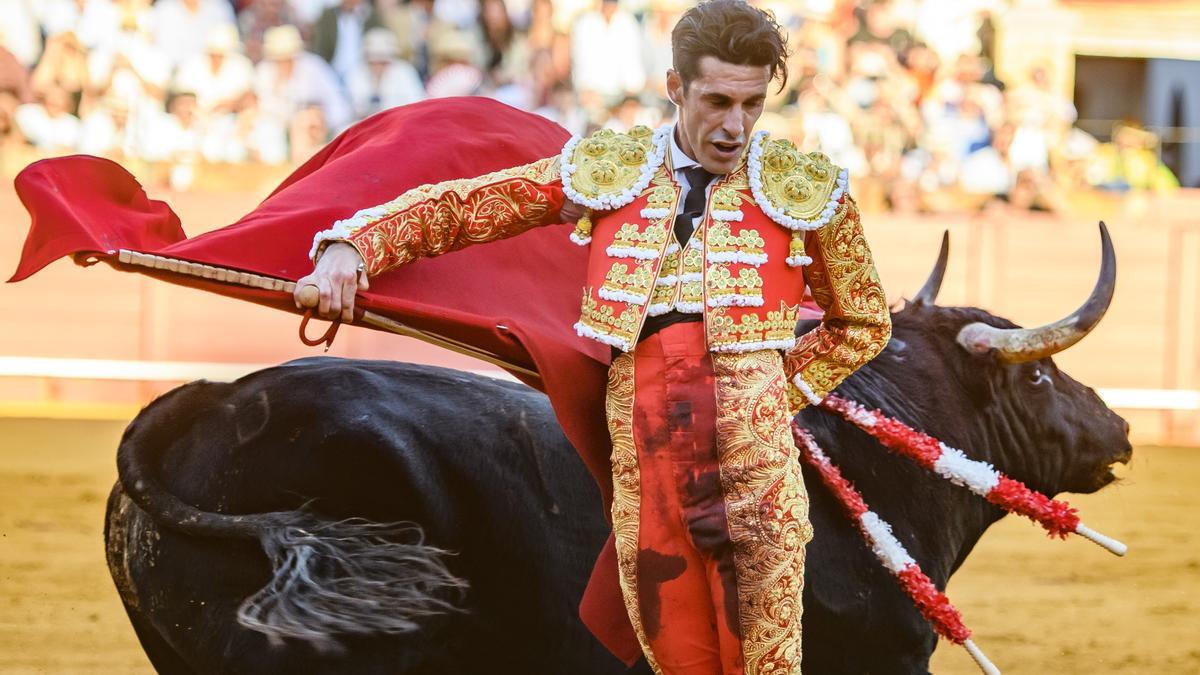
[296,1,891,672]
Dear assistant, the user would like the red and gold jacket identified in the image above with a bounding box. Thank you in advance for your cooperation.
[311,124,891,408]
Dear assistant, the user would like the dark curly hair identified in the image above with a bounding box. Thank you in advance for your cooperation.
[671,0,790,91]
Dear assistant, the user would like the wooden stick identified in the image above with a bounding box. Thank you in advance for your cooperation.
[116,250,539,378]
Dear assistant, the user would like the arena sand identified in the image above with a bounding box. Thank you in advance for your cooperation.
[1,417,1197,674]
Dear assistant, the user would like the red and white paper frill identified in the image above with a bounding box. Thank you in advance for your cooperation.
[792,424,1000,675]
[820,394,1127,556]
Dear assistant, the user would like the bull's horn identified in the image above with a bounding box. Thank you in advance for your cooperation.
[957,222,1115,363]
[911,230,949,306]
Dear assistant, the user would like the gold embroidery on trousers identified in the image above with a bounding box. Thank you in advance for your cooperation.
[712,350,813,674]
[606,354,664,675]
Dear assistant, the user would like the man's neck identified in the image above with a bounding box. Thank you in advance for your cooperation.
[673,126,698,166]
[671,126,706,176]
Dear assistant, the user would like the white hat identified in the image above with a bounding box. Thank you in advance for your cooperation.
[263,25,304,60]
[430,30,474,63]
[206,23,242,54]
[363,28,399,62]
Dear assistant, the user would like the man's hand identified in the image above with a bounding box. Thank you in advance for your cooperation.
[294,242,370,322]
[560,200,585,224]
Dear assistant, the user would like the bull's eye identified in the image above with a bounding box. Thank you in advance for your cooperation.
[1028,367,1050,386]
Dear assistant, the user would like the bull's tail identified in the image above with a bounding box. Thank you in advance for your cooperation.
[115,380,468,651]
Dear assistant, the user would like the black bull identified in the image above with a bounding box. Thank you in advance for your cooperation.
[105,232,1132,674]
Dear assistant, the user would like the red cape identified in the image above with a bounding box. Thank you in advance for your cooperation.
[10,97,644,664]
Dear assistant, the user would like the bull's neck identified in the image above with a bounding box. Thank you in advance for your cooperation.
[831,363,1017,581]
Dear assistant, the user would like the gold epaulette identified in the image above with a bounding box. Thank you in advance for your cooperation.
[748,133,848,232]
[560,125,670,211]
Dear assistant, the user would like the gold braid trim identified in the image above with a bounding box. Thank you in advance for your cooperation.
[605,354,664,675]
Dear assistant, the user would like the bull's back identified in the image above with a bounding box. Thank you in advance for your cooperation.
[103,358,636,674]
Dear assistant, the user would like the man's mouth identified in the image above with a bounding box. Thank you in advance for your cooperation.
[711,140,742,158]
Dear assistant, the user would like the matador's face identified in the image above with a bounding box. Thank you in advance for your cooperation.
[667,56,771,175]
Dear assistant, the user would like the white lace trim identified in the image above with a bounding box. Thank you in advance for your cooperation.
[560,125,671,211]
[646,302,673,316]
[706,250,768,267]
[707,294,765,308]
[674,300,704,313]
[640,207,672,219]
[710,209,744,222]
[310,212,379,260]
[606,245,660,260]
[655,275,678,287]
[574,321,631,351]
[710,337,798,353]
[786,254,813,267]
[569,232,592,246]
[748,130,849,231]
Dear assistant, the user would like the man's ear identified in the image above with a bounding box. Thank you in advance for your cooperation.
[666,69,684,106]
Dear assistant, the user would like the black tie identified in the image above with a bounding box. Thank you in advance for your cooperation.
[674,166,715,246]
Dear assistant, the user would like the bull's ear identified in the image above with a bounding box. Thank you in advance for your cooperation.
[959,349,1003,405]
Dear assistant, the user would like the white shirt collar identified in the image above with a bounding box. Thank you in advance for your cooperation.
[669,125,700,173]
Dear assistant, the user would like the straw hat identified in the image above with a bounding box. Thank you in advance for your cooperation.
[430,30,475,64]
[363,28,399,62]
[263,25,303,60]
[206,23,242,55]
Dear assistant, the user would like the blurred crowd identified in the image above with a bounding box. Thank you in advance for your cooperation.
[0,0,1180,203]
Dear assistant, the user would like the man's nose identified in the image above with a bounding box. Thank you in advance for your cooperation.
[722,108,745,138]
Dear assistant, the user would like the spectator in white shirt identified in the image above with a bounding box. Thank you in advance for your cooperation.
[255,24,352,134]
[173,24,255,116]
[87,17,170,121]
[14,85,82,152]
[570,0,645,107]
[78,91,138,157]
[287,0,337,26]
[0,0,43,67]
[345,28,424,117]
[202,90,289,165]
[143,90,204,163]
[148,0,236,68]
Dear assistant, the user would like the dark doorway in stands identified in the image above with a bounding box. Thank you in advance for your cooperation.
[1075,54,1200,187]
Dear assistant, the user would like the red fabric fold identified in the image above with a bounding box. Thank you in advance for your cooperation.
[9,155,184,282]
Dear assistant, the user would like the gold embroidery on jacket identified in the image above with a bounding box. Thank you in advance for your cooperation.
[705,265,765,305]
[786,198,890,402]
[599,261,657,304]
[648,247,681,312]
[645,185,676,212]
[608,223,669,257]
[579,290,642,346]
[707,223,766,258]
[708,303,802,350]
[711,186,745,213]
[349,156,561,275]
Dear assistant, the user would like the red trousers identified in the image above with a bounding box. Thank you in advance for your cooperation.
[605,323,812,675]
